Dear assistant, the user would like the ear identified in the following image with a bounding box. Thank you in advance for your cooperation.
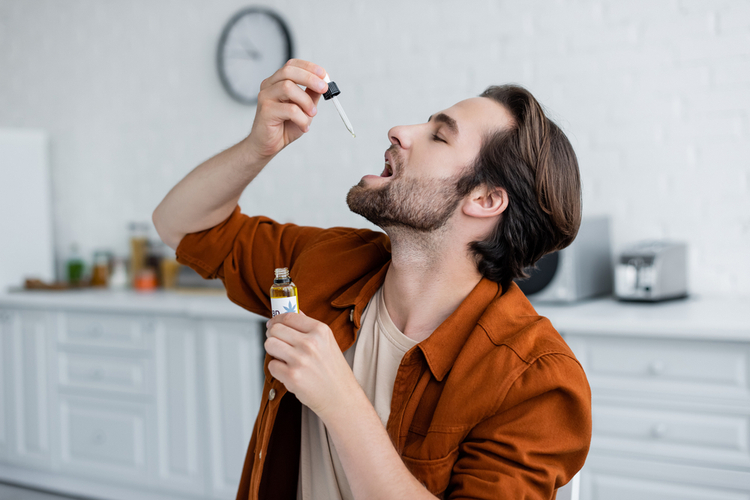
[462,186,508,219]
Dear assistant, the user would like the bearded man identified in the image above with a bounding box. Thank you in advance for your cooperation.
[153,59,591,500]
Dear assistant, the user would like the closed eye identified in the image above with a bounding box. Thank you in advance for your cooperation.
[433,134,447,143]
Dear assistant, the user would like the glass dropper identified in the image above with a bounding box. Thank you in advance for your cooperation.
[322,74,356,138]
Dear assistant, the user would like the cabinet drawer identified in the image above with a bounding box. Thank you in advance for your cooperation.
[59,396,150,479]
[581,467,750,500]
[568,335,750,401]
[592,401,750,470]
[58,352,151,395]
[60,312,152,350]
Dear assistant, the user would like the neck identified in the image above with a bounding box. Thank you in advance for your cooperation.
[382,224,483,342]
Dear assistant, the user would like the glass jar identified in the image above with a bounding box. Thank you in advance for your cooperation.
[66,244,85,286]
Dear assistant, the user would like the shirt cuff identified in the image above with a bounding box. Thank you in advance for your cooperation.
[175,205,246,281]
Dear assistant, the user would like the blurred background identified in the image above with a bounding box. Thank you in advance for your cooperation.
[1,2,749,500]
[0,0,748,296]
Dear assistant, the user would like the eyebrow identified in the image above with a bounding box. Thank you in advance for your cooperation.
[428,113,459,136]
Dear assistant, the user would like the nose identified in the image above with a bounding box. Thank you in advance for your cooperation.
[387,124,412,150]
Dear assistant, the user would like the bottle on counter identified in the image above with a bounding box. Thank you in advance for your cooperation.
[134,268,157,292]
[66,243,85,287]
[90,249,112,287]
[146,238,166,288]
[159,245,181,290]
[129,222,149,287]
[108,256,129,290]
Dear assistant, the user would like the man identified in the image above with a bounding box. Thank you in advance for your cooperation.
[153,59,591,500]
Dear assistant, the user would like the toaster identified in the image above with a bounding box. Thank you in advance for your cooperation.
[615,241,688,302]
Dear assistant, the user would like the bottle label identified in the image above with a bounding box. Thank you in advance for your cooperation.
[271,296,299,317]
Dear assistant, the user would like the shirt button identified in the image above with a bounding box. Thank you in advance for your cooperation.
[349,309,354,322]
[268,388,276,401]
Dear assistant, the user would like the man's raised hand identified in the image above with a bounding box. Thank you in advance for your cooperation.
[246,59,328,160]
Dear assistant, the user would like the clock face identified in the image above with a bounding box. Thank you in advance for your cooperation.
[217,8,293,105]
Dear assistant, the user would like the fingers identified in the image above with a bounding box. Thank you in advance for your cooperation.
[265,320,306,346]
[267,311,318,333]
[268,358,290,381]
[261,79,318,117]
[264,335,297,363]
[261,60,328,95]
[264,101,312,132]
[285,59,327,79]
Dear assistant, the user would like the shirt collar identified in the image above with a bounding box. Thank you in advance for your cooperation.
[417,278,502,381]
[332,262,506,382]
[331,261,389,309]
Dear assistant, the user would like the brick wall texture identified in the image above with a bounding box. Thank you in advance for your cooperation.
[1,0,748,296]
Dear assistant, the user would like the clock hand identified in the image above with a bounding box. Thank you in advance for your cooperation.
[240,39,262,60]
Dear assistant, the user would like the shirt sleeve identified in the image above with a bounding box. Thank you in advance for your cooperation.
[174,205,327,317]
[447,353,592,499]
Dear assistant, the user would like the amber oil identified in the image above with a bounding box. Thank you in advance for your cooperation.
[270,268,299,317]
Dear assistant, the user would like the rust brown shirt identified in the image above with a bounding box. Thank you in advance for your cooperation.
[175,206,592,500]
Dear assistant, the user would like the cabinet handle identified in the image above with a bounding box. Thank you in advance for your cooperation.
[648,360,666,375]
[92,430,107,445]
[89,324,104,338]
[651,423,668,438]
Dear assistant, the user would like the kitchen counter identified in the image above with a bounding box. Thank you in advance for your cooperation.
[2,289,747,339]
[0,288,260,320]
[534,295,750,341]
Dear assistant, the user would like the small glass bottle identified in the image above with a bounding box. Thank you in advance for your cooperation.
[270,268,298,317]
[90,250,111,287]
[129,222,148,287]
[66,243,85,286]
[108,256,129,290]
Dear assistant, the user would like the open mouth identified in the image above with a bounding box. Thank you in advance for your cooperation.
[380,158,394,177]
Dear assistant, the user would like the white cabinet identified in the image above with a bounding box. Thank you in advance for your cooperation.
[6,309,53,470]
[202,318,264,498]
[537,298,750,500]
[567,334,750,498]
[0,291,266,500]
[0,309,10,460]
[58,394,153,482]
[54,310,158,487]
[579,463,750,500]
[154,317,202,493]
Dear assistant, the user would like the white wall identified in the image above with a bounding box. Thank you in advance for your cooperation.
[1,0,748,297]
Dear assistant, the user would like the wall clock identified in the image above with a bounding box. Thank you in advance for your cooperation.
[217,7,294,105]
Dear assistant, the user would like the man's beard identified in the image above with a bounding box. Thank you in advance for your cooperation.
[346,170,467,233]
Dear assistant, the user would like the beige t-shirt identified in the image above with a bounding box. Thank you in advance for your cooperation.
[297,286,418,500]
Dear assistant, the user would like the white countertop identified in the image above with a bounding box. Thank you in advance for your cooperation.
[0,288,261,321]
[534,295,750,341]
[1,289,748,340]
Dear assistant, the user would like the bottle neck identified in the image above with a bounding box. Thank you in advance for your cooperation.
[274,267,291,284]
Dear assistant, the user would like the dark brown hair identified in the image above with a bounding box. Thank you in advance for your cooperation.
[456,85,582,293]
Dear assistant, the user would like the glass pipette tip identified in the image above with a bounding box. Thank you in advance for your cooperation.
[323,74,356,138]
